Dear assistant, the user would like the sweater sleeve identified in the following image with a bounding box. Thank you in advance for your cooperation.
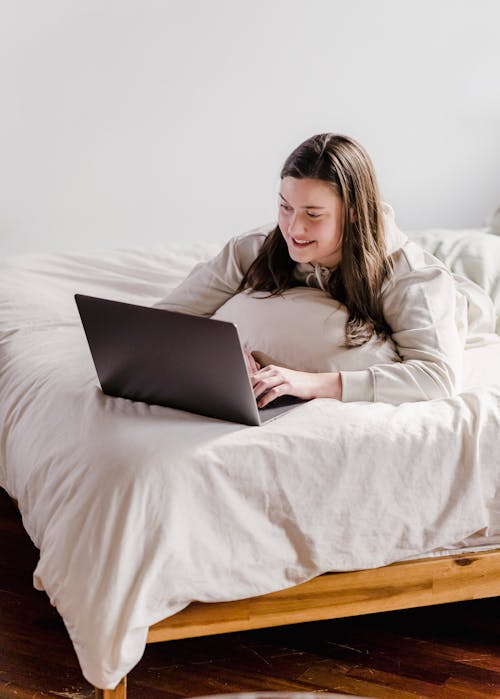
[340,246,465,404]
[153,231,268,316]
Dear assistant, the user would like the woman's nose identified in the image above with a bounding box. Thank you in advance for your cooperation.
[288,214,305,236]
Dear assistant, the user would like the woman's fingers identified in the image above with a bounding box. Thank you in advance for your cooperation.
[256,383,286,408]
[243,347,260,374]
[251,365,290,407]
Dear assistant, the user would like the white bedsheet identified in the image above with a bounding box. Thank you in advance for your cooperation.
[1,241,500,689]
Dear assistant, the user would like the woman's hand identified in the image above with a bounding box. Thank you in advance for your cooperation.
[243,346,261,375]
[251,364,342,407]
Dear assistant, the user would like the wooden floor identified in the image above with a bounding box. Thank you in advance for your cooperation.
[1,487,500,699]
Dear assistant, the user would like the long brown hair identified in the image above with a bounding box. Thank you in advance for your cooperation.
[238,133,393,346]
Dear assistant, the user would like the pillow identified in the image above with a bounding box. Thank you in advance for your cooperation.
[408,228,500,334]
[212,287,400,373]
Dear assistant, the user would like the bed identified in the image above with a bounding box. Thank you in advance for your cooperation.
[1,224,500,699]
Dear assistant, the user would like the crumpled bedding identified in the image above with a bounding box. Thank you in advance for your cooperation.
[1,235,500,689]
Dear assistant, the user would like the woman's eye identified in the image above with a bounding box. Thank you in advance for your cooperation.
[280,204,292,212]
[307,212,320,219]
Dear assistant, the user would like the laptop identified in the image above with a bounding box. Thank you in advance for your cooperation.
[74,294,306,426]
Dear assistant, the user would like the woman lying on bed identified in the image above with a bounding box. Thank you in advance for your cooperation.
[155,133,495,406]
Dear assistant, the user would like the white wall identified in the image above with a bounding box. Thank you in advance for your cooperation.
[1,0,499,255]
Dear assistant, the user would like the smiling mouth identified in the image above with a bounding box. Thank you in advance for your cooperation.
[291,237,314,248]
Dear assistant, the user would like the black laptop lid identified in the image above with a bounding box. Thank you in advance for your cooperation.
[75,294,262,425]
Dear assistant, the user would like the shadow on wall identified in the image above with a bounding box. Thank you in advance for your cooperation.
[489,205,500,235]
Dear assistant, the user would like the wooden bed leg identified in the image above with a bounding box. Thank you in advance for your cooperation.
[94,675,127,698]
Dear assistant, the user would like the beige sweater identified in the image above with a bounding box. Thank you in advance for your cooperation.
[155,205,496,404]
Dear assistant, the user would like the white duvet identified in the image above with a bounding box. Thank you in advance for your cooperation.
[1,232,500,689]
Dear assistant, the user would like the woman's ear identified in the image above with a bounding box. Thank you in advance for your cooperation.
[349,208,357,223]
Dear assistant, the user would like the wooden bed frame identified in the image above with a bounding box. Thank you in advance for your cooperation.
[94,547,500,698]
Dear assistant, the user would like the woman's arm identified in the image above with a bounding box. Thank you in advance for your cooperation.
[341,248,465,404]
[153,231,268,316]
[252,246,465,407]
[251,363,342,408]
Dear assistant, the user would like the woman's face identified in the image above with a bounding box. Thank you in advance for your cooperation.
[278,176,344,268]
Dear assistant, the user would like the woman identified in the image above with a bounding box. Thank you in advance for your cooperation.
[155,133,494,407]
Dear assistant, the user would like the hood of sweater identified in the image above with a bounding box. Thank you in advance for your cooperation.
[292,202,408,290]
